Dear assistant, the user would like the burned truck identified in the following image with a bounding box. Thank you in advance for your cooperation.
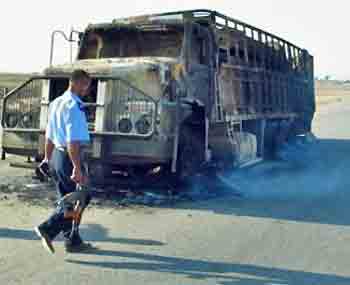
[0,10,315,184]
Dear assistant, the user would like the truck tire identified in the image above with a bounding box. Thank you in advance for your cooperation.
[175,125,205,185]
[88,161,112,186]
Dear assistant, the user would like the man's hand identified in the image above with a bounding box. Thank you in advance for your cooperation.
[71,166,88,185]
[71,166,87,185]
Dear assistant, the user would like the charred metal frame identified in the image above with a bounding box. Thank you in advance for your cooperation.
[0,9,314,174]
[49,29,81,66]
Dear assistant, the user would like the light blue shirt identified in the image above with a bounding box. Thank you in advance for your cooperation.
[46,90,90,147]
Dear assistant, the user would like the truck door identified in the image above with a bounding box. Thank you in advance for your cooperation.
[1,77,47,157]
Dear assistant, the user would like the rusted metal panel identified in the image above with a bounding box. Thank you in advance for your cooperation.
[2,131,40,153]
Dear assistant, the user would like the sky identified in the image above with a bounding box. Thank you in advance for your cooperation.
[0,0,348,80]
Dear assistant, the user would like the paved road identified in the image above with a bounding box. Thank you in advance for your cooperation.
[1,98,350,284]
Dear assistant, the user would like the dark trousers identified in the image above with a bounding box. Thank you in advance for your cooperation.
[39,148,90,245]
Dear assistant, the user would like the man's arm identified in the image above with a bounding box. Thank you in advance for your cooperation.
[67,141,86,185]
[67,141,81,171]
[65,102,90,185]
[44,138,54,162]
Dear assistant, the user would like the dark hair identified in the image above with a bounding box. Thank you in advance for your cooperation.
[71,69,90,82]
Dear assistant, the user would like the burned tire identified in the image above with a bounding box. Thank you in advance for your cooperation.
[87,161,113,186]
[175,126,205,185]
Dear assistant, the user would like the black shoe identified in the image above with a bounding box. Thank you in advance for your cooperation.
[34,226,55,254]
[65,242,96,253]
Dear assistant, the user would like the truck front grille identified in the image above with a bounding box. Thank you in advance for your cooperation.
[105,79,156,137]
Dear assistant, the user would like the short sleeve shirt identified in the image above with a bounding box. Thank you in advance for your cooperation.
[46,90,90,147]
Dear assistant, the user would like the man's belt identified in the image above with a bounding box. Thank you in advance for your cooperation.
[55,145,89,162]
[56,146,67,152]
[55,145,88,153]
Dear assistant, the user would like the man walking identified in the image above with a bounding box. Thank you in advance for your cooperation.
[34,69,93,254]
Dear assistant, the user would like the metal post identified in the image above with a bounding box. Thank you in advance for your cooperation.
[0,88,6,161]
[49,29,79,67]
[205,117,210,162]
[259,119,266,158]
[171,82,181,173]
[70,27,73,63]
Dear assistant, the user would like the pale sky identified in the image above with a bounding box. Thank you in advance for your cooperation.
[0,0,348,79]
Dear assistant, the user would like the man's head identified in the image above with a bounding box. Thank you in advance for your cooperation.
[70,69,91,97]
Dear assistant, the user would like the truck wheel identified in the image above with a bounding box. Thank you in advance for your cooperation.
[175,126,205,185]
[88,161,112,186]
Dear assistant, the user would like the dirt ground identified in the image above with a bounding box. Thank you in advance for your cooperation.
[1,97,350,284]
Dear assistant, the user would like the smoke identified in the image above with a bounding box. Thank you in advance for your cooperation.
[217,136,349,201]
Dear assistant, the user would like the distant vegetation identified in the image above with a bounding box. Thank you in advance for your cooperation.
[316,79,350,97]
[316,79,350,87]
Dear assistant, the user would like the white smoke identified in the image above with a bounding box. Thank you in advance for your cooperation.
[218,136,349,201]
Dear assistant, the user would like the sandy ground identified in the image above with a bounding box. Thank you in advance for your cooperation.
[1,98,350,284]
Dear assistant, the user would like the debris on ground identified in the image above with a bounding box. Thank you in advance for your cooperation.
[0,169,244,209]
[0,138,317,208]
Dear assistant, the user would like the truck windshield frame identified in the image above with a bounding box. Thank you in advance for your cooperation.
[78,25,185,60]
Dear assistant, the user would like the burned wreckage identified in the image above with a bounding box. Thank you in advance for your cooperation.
[0,10,315,185]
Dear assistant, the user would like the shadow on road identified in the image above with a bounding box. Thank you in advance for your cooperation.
[173,139,350,227]
[0,223,165,246]
[66,249,350,285]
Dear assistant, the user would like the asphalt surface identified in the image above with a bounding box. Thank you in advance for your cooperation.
[1,98,350,284]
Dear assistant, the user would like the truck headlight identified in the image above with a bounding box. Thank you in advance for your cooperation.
[135,114,152,135]
[21,113,32,128]
[5,113,18,128]
[118,118,132,133]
